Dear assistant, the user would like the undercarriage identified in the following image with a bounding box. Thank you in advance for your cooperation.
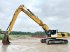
[41,38,68,45]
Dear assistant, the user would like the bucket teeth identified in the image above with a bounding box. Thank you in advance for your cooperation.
[2,34,10,45]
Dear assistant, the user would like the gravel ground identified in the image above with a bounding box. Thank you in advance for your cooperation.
[0,38,70,52]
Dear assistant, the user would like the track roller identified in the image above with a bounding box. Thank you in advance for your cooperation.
[46,38,68,45]
[41,39,46,43]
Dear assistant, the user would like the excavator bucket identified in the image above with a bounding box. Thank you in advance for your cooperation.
[2,33,10,45]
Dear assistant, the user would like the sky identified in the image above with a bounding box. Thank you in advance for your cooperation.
[0,0,70,32]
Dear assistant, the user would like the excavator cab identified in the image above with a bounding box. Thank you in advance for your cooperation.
[46,30,57,37]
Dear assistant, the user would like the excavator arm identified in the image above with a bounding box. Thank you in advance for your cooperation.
[7,5,49,34]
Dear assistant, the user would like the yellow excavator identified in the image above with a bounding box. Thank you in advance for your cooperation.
[2,5,68,45]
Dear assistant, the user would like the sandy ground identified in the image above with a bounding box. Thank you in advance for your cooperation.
[0,38,70,52]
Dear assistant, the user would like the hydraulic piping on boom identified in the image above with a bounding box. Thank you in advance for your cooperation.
[2,5,68,45]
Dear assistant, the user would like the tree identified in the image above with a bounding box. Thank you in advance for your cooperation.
[0,29,1,34]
